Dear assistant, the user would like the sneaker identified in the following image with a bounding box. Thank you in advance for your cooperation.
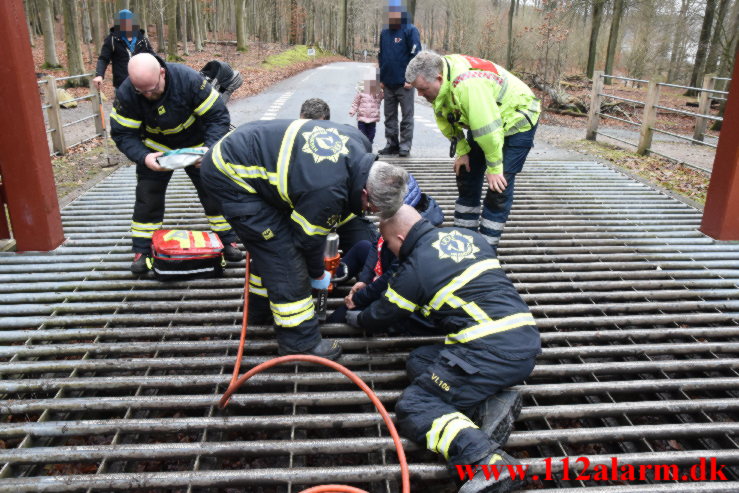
[377,146,399,156]
[398,149,410,157]
[458,449,523,493]
[131,253,151,274]
[474,390,522,447]
[223,242,244,262]
[278,338,342,361]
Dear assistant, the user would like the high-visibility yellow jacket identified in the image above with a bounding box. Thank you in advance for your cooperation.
[433,54,540,175]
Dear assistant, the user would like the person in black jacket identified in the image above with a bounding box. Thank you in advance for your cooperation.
[199,119,409,360]
[346,205,540,493]
[93,10,155,91]
[110,53,243,274]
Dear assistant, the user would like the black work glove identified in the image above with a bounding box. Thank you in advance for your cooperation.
[345,310,361,328]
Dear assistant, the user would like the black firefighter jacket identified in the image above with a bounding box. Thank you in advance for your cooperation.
[95,28,155,88]
[201,119,376,279]
[110,61,230,168]
[357,219,541,360]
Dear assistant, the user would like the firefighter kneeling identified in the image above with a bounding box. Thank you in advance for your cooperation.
[346,205,541,492]
[200,119,408,360]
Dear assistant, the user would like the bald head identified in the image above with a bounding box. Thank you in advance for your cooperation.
[128,54,165,99]
[379,205,422,257]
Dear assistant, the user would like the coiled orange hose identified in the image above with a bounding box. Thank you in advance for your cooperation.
[220,252,410,493]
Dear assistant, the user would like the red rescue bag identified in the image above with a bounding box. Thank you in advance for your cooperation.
[150,229,225,281]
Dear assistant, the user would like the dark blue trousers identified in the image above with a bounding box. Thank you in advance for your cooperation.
[454,125,537,253]
[395,343,536,465]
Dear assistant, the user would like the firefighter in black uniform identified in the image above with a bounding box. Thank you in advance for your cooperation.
[346,204,540,493]
[110,53,243,273]
[199,119,408,360]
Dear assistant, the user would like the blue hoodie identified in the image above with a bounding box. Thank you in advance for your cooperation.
[378,11,421,87]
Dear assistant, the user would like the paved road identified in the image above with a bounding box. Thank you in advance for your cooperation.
[227,61,587,162]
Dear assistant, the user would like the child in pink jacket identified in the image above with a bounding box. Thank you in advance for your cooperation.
[349,77,383,144]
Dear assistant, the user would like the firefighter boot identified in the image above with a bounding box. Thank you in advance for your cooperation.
[473,390,522,447]
[278,338,342,361]
[223,242,244,262]
[458,449,523,493]
[131,253,151,274]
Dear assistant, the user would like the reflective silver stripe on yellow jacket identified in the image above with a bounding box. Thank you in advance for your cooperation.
[111,108,142,129]
[276,119,309,208]
[445,312,536,345]
[470,118,502,139]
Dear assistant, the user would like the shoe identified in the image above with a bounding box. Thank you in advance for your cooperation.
[377,146,399,156]
[458,449,523,493]
[223,242,244,262]
[131,253,151,274]
[278,338,342,361]
[474,390,522,447]
[398,149,410,157]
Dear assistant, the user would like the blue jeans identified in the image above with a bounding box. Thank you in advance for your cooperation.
[454,125,537,253]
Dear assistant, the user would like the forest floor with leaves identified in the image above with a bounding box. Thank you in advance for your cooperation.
[533,75,716,207]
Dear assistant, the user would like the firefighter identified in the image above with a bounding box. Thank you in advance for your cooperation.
[110,53,243,274]
[405,51,540,253]
[345,205,540,492]
[199,119,408,360]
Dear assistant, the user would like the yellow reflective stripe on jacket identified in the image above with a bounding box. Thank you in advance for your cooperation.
[424,258,501,312]
[212,136,257,194]
[249,274,268,297]
[270,296,315,328]
[426,412,478,459]
[470,118,502,139]
[384,286,418,312]
[194,88,220,116]
[291,210,331,236]
[143,138,173,152]
[337,213,356,227]
[232,164,279,185]
[131,221,162,238]
[145,114,196,135]
[111,108,142,129]
[207,215,231,232]
[276,119,308,208]
[445,312,536,345]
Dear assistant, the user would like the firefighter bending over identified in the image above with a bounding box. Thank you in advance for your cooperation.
[346,205,540,492]
[110,53,243,273]
[200,119,408,360]
[406,51,540,254]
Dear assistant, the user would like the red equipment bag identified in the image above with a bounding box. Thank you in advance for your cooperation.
[150,229,225,281]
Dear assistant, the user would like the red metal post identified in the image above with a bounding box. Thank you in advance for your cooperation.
[0,0,64,251]
[700,47,739,241]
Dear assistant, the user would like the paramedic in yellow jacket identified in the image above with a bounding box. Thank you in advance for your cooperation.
[406,51,540,253]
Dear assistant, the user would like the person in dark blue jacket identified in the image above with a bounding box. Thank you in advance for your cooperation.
[110,53,242,274]
[377,3,421,157]
[200,118,409,361]
[93,10,155,91]
[346,205,540,493]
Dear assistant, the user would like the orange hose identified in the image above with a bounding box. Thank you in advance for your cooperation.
[219,254,410,493]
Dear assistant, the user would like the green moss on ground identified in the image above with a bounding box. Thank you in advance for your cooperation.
[262,45,330,68]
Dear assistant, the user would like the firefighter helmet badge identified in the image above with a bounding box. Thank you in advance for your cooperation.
[432,230,480,263]
[301,127,350,164]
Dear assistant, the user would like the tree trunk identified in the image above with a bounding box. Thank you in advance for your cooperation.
[339,0,348,56]
[116,0,129,11]
[62,0,87,86]
[90,0,102,46]
[166,0,180,60]
[81,0,93,44]
[236,0,247,50]
[717,0,739,78]
[667,0,690,83]
[191,0,202,50]
[704,0,731,74]
[180,0,189,55]
[506,0,514,67]
[408,0,417,22]
[288,0,297,45]
[687,0,717,95]
[586,0,605,78]
[155,0,165,52]
[603,0,624,83]
[40,0,61,68]
[24,0,36,47]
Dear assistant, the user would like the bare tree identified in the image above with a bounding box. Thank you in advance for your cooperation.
[704,0,731,74]
[62,0,86,86]
[236,0,247,51]
[191,0,203,51]
[153,0,166,52]
[603,0,624,83]
[40,0,61,68]
[586,0,605,78]
[180,0,190,56]
[506,0,515,67]
[667,0,691,82]
[166,0,181,60]
[687,0,718,95]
